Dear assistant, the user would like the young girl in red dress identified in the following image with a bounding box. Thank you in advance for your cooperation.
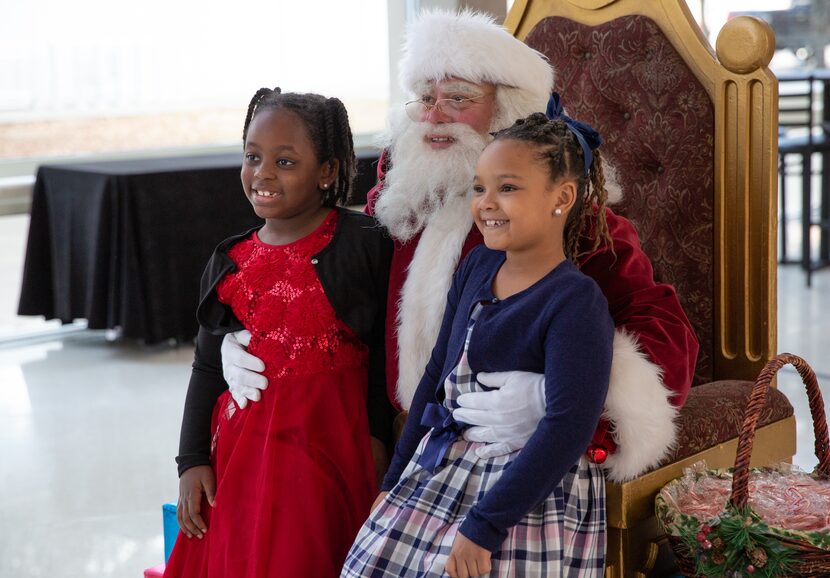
[164,88,394,578]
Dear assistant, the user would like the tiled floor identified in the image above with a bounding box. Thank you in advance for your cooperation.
[775,262,830,471]
[0,336,189,578]
[0,215,828,578]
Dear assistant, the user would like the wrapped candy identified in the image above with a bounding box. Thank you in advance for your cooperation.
[659,462,830,533]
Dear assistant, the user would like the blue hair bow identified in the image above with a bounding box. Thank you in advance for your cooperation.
[545,92,603,177]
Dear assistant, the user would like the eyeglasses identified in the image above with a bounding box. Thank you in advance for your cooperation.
[404,95,489,122]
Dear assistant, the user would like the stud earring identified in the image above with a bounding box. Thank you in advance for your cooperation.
[554,208,562,216]
[322,183,329,189]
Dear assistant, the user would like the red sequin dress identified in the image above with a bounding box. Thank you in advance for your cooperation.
[165,210,377,578]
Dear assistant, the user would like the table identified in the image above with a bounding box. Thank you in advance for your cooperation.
[18,150,381,343]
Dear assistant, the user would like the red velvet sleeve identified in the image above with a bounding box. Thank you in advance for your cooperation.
[580,208,697,406]
[579,208,698,458]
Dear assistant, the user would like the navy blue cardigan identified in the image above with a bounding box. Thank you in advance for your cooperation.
[382,245,614,551]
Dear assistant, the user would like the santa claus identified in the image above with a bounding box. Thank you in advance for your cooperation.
[222,9,698,482]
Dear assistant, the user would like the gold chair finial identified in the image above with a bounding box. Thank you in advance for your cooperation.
[716,16,776,74]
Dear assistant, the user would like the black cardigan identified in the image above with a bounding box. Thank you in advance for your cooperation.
[175,207,395,476]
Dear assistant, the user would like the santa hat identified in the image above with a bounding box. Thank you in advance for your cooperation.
[399,9,554,109]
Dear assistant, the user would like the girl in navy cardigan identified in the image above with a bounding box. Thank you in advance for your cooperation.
[342,107,615,578]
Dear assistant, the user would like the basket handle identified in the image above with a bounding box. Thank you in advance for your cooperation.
[730,353,830,510]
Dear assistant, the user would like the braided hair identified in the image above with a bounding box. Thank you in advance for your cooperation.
[492,112,612,261]
[242,87,356,207]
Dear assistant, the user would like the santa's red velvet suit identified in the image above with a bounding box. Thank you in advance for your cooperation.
[367,151,698,482]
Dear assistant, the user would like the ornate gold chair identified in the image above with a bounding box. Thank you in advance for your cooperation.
[506,1,796,576]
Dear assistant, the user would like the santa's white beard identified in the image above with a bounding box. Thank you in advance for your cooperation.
[374,120,488,242]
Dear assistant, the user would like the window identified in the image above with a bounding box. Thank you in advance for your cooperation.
[0,0,390,162]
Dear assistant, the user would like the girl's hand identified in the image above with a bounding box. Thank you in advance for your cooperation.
[371,491,389,513]
[446,532,492,578]
[177,465,216,539]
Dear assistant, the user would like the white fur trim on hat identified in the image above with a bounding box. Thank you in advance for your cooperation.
[602,330,678,482]
[399,9,554,104]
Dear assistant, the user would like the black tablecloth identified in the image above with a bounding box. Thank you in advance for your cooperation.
[18,149,381,343]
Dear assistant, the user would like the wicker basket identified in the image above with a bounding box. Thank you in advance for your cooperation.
[656,353,830,577]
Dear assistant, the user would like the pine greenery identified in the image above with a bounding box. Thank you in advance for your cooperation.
[676,506,794,577]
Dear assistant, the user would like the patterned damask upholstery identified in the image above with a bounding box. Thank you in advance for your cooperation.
[660,381,792,463]
[524,15,793,470]
[526,15,714,385]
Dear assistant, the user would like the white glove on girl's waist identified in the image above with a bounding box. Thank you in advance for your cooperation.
[452,371,546,459]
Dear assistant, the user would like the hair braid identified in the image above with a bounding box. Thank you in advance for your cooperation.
[320,100,339,205]
[328,98,356,205]
[322,100,335,159]
[242,87,279,143]
[581,148,610,258]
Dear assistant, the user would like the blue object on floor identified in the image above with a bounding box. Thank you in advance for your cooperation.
[163,503,178,564]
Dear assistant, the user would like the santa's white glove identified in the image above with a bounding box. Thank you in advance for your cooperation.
[221,330,267,409]
[452,371,546,459]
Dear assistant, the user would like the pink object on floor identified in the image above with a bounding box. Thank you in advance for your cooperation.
[143,563,165,577]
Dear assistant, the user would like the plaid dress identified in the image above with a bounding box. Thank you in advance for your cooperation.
[342,304,606,577]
